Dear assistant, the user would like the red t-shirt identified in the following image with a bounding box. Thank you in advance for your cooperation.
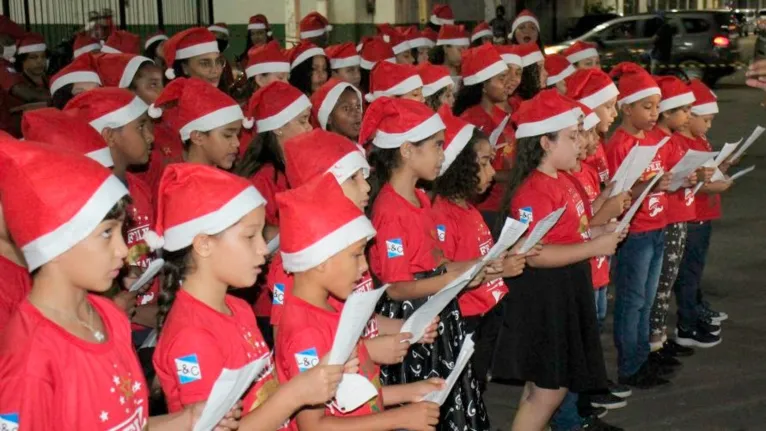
[688,136,722,221]
[153,290,280,415]
[431,197,508,316]
[239,129,254,158]
[653,129,697,224]
[275,295,384,429]
[0,295,149,430]
[510,170,591,246]
[606,127,670,233]
[0,255,30,329]
[139,107,185,195]
[583,139,610,184]
[249,164,289,226]
[567,166,609,288]
[369,184,441,283]
[125,173,159,313]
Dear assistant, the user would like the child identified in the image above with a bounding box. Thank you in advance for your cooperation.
[143,31,168,70]
[275,173,443,430]
[358,38,396,94]
[562,41,600,69]
[366,61,424,103]
[512,42,547,104]
[470,21,493,46]
[310,78,364,142]
[325,42,362,89]
[417,62,455,111]
[148,163,346,426]
[544,54,575,94]
[363,97,491,430]
[288,41,328,96]
[102,30,141,54]
[73,32,101,58]
[673,79,729,348]
[509,9,542,48]
[49,52,102,109]
[376,24,414,65]
[298,11,331,48]
[430,24,469,90]
[492,89,621,430]
[245,40,290,91]
[494,44,524,113]
[606,62,674,389]
[94,53,165,104]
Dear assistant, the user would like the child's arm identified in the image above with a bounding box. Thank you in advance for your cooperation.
[380,378,445,406]
[527,233,623,268]
[700,180,732,194]
[132,304,158,328]
[385,260,480,301]
[591,192,631,226]
[363,333,411,365]
[375,315,403,335]
[295,402,440,431]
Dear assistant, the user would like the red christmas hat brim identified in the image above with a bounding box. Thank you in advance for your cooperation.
[422,75,453,97]
[659,91,695,113]
[180,104,247,141]
[511,15,539,35]
[74,42,101,58]
[256,94,312,132]
[246,61,290,78]
[145,33,168,50]
[208,24,230,36]
[441,123,474,175]
[117,56,153,88]
[566,47,599,64]
[366,74,424,103]
[17,41,46,54]
[547,64,576,86]
[578,81,619,109]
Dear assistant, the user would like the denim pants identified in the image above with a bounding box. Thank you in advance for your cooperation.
[673,221,712,329]
[594,286,608,333]
[613,229,665,378]
[551,391,581,431]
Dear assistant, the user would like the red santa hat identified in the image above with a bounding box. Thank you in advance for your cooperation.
[366,61,423,102]
[430,4,455,26]
[17,33,46,55]
[438,104,475,175]
[417,62,453,98]
[562,41,599,64]
[245,40,289,78]
[22,108,113,167]
[471,22,493,43]
[565,68,619,110]
[0,16,24,40]
[64,87,148,133]
[359,38,396,70]
[148,77,250,140]
[73,33,101,58]
[289,41,326,70]
[515,42,543,67]
[101,30,140,54]
[311,78,362,130]
[402,26,434,49]
[145,163,266,251]
[208,22,230,37]
[144,31,168,50]
[422,28,439,45]
[300,11,333,40]
[609,62,660,107]
[285,129,369,187]
[655,75,695,113]
[513,88,583,139]
[277,173,375,272]
[689,79,718,116]
[326,42,360,69]
[359,97,445,148]
[162,27,219,80]
[376,24,410,55]
[511,9,539,35]
[495,45,523,67]
[246,81,311,132]
[95,53,153,88]
[0,136,128,271]
[544,54,575,87]
[49,52,101,96]
[580,103,600,131]
[461,44,506,86]
[436,24,469,47]
[248,14,272,36]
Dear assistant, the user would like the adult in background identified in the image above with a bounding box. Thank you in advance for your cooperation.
[651,12,675,74]
[490,5,511,45]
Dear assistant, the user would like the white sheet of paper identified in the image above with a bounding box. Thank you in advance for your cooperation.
[400,264,482,343]
[730,165,756,181]
[267,234,280,255]
[668,150,718,192]
[193,357,270,431]
[482,218,528,263]
[730,126,765,161]
[489,115,511,149]
[332,373,379,413]
[422,335,475,405]
[608,145,637,197]
[128,258,164,292]
[693,141,741,194]
[517,206,566,254]
[609,137,667,197]
[616,170,665,233]
[328,285,389,365]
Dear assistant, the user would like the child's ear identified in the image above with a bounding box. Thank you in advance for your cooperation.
[101,127,117,148]
[620,103,632,117]
[189,130,206,148]
[400,141,414,160]
[191,234,213,258]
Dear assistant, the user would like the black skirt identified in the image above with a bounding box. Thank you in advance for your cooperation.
[490,260,607,393]
[378,295,490,431]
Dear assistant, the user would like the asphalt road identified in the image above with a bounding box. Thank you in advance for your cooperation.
[483,37,766,431]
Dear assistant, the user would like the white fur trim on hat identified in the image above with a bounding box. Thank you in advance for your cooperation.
[579,83,619,109]
[471,29,492,43]
[318,82,362,129]
[208,25,229,36]
[566,48,599,64]
[463,59,507,86]
[291,46,325,70]
[89,96,149,133]
[359,56,395,71]
[85,147,115,168]
[74,43,101,58]
[583,111,599,131]
[162,186,266,251]
[143,230,165,250]
[501,53,523,67]
[515,107,583,139]
[521,51,544,67]
[436,37,470,47]
[100,45,122,54]
[245,61,290,78]
[176,41,219,61]
[330,55,360,69]
[365,75,423,103]
[256,94,312,132]
[145,34,168,50]
[691,102,718,116]
[22,175,128,271]
[422,75,453,97]
[658,91,695,113]
[119,56,153,88]
[409,37,435,49]
[281,215,376,272]
[179,105,246,141]
[373,113,446,149]
[300,28,326,39]
[546,64,575,86]
[329,150,370,183]
[392,41,411,55]
[430,15,455,26]
[18,43,46,54]
[511,16,539,35]
[50,70,101,95]
[440,124,475,175]
[248,23,267,30]
[617,86,661,107]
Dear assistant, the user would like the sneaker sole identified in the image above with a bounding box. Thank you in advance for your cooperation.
[591,400,628,410]
[674,336,722,348]
[610,388,633,398]
[710,315,727,324]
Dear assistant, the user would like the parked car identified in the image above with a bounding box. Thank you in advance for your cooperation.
[544,11,740,86]
[565,13,620,40]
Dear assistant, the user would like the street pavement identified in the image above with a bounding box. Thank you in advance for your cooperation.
[483,37,766,430]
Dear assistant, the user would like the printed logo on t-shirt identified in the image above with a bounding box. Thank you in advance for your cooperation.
[295,347,319,372]
[386,238,404,258]
[648,194,664,217]
[0,412,19,431]
[436,225,446,242]
[273,283,285,305]
[175,354,202,384]
[519,207,533,224]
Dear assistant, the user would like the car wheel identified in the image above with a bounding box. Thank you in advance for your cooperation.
[678,60,705,82]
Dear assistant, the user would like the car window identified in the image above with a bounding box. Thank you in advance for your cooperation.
[682,18,711,34]
[601,20,638,41]
[760,10,766,17]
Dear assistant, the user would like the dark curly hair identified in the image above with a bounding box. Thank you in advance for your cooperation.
[452,82,482,117]
[433,129,486,202]
[289,55,327,96]
[156,247,193,332]
[425,86,449,111]
[517,63,542,101]
[234,130,284,181]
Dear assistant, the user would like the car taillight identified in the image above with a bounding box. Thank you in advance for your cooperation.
[714,36,730,47]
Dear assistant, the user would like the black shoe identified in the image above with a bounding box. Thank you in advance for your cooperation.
[581,416,625,431]
[607,379,632,398]
[675,325,722,348]
[649,350,682,368]
[589,392,627,409]
[697,317,721,336]
[662,339,695,357]
[698,300,728,323]
[618,363,671,389]
[580,404,609,419]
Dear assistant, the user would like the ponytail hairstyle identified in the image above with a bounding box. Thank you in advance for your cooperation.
[234,130,284,181]
[156,246,193,333]
[517,63,542,101]
[452,82,482,116]
[433,129,485,202]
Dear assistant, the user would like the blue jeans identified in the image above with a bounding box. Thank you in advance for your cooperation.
[673,221,712,329]
[550,391,581,431]
[613,229,665,378]
[594,286,608,332]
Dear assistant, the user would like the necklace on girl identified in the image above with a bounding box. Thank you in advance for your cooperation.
[35,301,105,342]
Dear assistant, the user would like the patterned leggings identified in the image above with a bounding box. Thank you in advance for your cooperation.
[650,222,688,338]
